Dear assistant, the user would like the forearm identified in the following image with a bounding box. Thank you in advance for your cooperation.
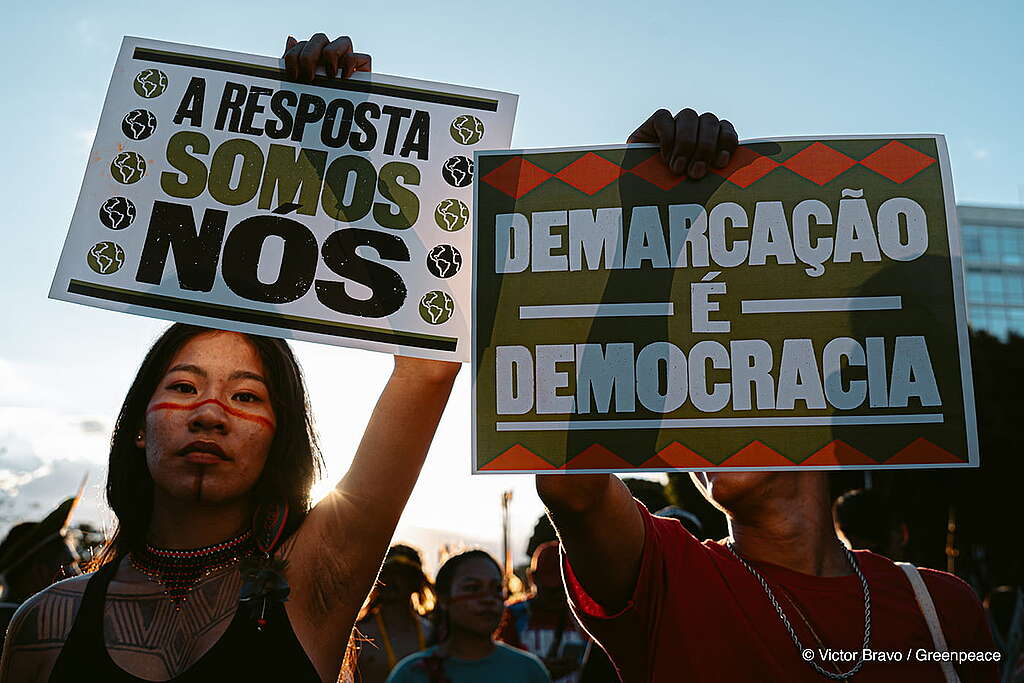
[338,360,459,520]
[535,473,644,610]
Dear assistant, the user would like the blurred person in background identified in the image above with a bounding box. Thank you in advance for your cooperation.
[388,549,549,683]
[985,586,1023,683]
[833,488,909,560]
[0,497,81,655]
[357,544,435,682]
[499,541,587,682]
[654,505,705,539]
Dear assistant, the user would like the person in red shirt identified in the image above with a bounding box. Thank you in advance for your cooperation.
[539,460,998,682]
[536,112,996,681]
[499,542,589,682]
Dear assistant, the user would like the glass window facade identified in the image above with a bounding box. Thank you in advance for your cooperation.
[958,207,1024,340]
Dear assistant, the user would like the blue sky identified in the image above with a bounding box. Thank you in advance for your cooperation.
[1,0,1021,565]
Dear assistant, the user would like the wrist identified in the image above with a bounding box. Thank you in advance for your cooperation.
[390,356,461,385]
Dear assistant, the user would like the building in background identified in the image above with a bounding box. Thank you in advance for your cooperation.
[958,204,1024,339]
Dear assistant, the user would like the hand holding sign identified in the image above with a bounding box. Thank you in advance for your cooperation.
[282,34,371,81]
[627,109,739,179]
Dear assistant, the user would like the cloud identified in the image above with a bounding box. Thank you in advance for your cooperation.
[972,148,990,161]
[0,395,113,532]
[73,128,97,152]
[0,437,43,475]
[79,420,106,434]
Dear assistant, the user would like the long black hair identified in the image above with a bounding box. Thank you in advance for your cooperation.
[95,323,322,566]
[427,549,503,645]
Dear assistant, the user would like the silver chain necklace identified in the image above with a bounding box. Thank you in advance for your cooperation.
[724,541,872,680]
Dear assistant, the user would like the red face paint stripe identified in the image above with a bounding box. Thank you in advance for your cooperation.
[147,399,275,430]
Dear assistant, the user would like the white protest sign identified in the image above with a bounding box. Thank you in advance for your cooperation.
[50,37,517,361]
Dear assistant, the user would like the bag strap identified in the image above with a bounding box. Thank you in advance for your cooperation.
[896,562,962,683]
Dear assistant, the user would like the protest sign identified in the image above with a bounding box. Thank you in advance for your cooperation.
[50,37,517,361]
[473,136,977,472]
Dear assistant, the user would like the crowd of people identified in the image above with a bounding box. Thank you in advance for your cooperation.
[2,487,1020,682]
[0,30,1019,683]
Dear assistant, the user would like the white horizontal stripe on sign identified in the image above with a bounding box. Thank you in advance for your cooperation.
[519,302,674,319]
[741,296,903,314]
[495,413,943,431]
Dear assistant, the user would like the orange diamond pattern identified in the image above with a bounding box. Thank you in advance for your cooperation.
[626,153,686,191]
[642,442,714,468]
[480,437,962,472]
[716,150,778,189]
[564,444,634,470]
[860,141,937,183]
[482,143,936,196]
[481,157,553,199]
[801,440,877,466]
[782,142,857,185]
[554,152,623,195]
[710,146,780,188]
[480,444,557,471]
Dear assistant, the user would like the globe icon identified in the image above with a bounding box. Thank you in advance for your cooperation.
[419,291,455,325]
[133,69,168,98]
[110,151,146,184]
[434,199,470,232]
[426,245,463,279]
[87,241,126,275]
[450,115,485,145]
[99,197,136,230]
[122,109,158,140]
[442,156,474,188]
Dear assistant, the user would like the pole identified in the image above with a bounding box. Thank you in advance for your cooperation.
[501,490,513,583]
[945,505,958,574]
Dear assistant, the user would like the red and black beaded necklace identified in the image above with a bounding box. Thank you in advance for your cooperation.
[130,529,255,604]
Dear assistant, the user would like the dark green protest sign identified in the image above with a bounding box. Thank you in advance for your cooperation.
[472,136,977,472]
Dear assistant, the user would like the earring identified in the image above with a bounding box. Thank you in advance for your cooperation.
[135,431,144,443]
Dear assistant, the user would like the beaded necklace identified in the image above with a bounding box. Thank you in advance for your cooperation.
[131,529,254,604]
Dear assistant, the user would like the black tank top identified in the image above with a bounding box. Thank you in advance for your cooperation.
[48,560,322,682]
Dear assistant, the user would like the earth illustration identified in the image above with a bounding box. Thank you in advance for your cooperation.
[122,109,158,140]
[110,152,146,185]
[419,291,455,325]
[426,245,463,279]
[99,197,136,230]
[87,241,126,275]
[433,199,470,232]
[442,156,474,188]
[450,115,485,145]
[133,69,168,98]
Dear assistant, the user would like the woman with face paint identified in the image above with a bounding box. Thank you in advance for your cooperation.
[386,550,551,683]
[0,313,459,681]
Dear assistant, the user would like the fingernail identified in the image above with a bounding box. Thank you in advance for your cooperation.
[716,150,730,168]
[671,157,688,175]
[690,161,706,178]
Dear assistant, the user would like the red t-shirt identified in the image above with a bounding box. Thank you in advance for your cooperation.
[563,503,998,683]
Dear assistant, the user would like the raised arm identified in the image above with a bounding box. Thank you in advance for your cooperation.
[258,33,464,680]
[537,108,738,612]
[536,474,644,611]
[285,356,459,675]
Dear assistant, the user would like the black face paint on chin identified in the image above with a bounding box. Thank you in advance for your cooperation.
[188,463,207,502]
